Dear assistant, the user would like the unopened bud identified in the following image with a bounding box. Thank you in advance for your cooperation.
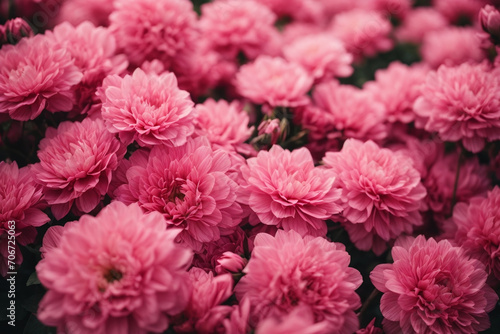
[479,5,500,45]
[215,252,247,274]
[2,18,34,45]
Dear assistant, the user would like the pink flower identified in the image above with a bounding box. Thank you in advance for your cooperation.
[364,62,429,124]
[251,0,325,23]
[114,137,243,250]
[365,0,412,19]
[257,118,281,145]
[480,5,500,44]
[0,34,82,120]
[323,139,427,255]
[33,117,125,219]
[421,27,486,69]
[371,235,498,333]
[37,201,192,334]
[235,56,313,111]
[216,251,247,275]
[99,68,195,147]
[239,145,342,237]
[395,8,448,44]
[109,0,198,67]
[355,318,383,334]
[283,34,353,82]
[434,0,484,24]
[56,0,115,27]
[235,229,362,333]
[414,62,500,153]
[1,18,34,44]
[256,304,331,334]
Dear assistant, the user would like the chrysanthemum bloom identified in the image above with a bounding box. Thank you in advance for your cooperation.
[421,27,486,69]
[99,68,195,147]
[199,0,278,60]
[452,187,500,281]
[323,139,427,255]
[434,0,484,24]
[0,162,49,276]
[194,99,254,154]
[46,22,128,115]
[371,235,498,334]
[235,229,363,333]
[256,304,330,334]
[0,34,82,121]
[364,62,429,124]
[239,145,342,237]
[235,56,313,112]
[329,9,393,61]
[114,137,243,250]
[414,63,500,153]
[37,201,192,334]
[109,0,198,67]
[283,34,353,82]
[33,117,125,219]
[56,0,114,27]
[395,8,448,44]
[251,0,325,23]
[365,0,412,19]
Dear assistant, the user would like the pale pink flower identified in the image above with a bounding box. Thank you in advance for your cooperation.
[114,137,243,251]
[56,0,114,27]
[256,304,331,334]
[371,235,498,333]
[239,145,342,237]
[37,201,192,334]
[421,27,486,68]
[323,139,427,255]
[192,297,251,334]
[281,22,323,45]
[434,0,484,24]
[235,56,313,111]
[99,68,195,147]
[0,34,82,120]
[395,8,449,44]
[235,229,362,333]
[283,34,353,82]
[414,62,500,152]
[364,62,429,123]
[33,117,125,219]
[251,0,325,23]
[365,0,412,19]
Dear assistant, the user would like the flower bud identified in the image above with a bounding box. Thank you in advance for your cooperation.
[2,18,34,45]
[479,5,500,45]
[257,119,280,145]
[215,251,247,274]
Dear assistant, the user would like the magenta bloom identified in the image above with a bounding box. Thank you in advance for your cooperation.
[99,68,195,147]
[414,63,500,153]
[235,229,362,333]
[480,5,500,44]
[323,139,427,255]
[56,0,114,27]
[395,8,448,44]
[256,304,330,334]
[0,34,82,120]
[371,235,498,333]
[235,56,313,111]
[33,117,125,219]
[434,0,483,24]
[115,137,243,250]
[239,145,342,237]
[37,201,192,334]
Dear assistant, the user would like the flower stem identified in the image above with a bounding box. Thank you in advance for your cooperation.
[359,288,380,321]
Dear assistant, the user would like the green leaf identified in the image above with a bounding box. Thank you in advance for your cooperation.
[26,271,40,286]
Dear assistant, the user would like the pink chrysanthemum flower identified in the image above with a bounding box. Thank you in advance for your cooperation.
[371,235,498,334]
[199,0,278,60]
[239,145,342,237]
[365,0,412,19]
[452,187,500,281]
[37,201,192,334]
[395,8,448,44]
[434,0,484,24]
[364,62,429,123]
[283,34,353,82]
[33,117,125,219]
[56,0,114,27]
[235,229,363,333]
[235,56,313,112]
[421,27,486,69]
[256,304,331,334]
[0,34,82,121]
[99,68,195,147]
[114,137,243,250]
[251,0,325,23]
[414,62,500,153]
[323,139,427,255]
[194,99,254,154]
[109,0,198,67]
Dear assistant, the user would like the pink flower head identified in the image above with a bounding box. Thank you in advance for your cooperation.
[434,0,484,24]
[356,318,383,334]
[0,34,82,120]
[109,0,198,67]
[364,62,429,124]
[194,99,254,153]
[452,187,500,281]
[395,7,449,44]
[235,229,363,333]
[56,0,115,27]
[414,62,500,153]
[329,9,393,61]
[256,304,331,334]
[421,27,486,69]
[37,201,192,334]
[33,117,125,219]
[235,56,313,111]
[283,34,353,82]
[99,68,195,147]
[239,145,342,237]
[323,139,427,255]
[199,0,278,60]
[251,0,325,23]
[365,0,412,19]
[115,137,243,250]
[1,18,34,44]
[480,5,500,44]
[216,251,247,275]
[371,235,498,333]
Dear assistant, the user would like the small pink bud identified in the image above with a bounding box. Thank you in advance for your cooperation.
[215,252,247,274]
[258,119,280,145]
[479,5,500,44]
[2,18,34,45]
